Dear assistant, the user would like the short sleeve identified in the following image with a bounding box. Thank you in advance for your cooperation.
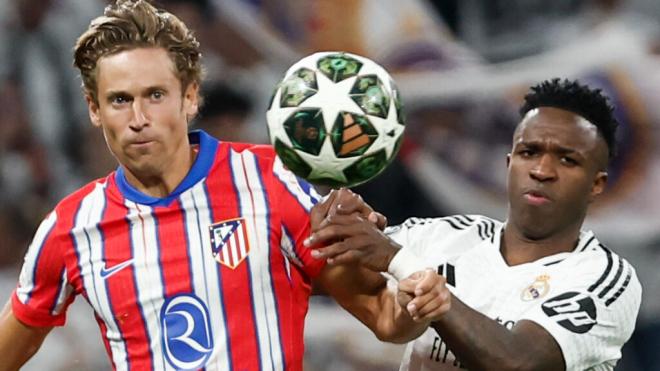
[271,157,326,278]
[12,211,75,327]
[519,253,642,370]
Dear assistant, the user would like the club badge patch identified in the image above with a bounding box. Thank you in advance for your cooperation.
[209,218,250,269]
[521,274,551,301]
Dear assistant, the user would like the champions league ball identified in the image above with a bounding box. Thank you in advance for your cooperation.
[266,52,406,187]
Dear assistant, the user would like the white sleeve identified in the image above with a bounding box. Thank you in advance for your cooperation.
[519,253,642,370]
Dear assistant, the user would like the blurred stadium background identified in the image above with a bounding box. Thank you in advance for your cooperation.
[1,0,659,369]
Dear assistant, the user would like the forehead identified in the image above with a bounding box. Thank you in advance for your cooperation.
[95,47,179,92]
[514,107,603,152]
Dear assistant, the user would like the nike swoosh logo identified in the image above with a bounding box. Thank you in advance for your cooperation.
[100,259,134,279]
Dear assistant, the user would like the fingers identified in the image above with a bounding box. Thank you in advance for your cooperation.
[399,270,451,322]
[304,213,366,247]
[331,189,380,225]
[397,270,427,293]
[368,212,387,231]
[407,292,451,322]
[310,189,337,232]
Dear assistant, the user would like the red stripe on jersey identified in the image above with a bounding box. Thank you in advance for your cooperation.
[153,199,193,297]
[259,156,309,371]
[100,186,153,371]
[206,144,261,371]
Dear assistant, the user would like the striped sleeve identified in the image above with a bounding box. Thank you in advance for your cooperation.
[519,247,642,370]
[12,211,74,327]
[272,156,325,278]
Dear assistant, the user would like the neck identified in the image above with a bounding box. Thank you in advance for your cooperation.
[122,144,198,199]
[500,223,581,266]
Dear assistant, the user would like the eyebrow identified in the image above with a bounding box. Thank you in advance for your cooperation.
[104,85,169,100]
[516,141,585,157]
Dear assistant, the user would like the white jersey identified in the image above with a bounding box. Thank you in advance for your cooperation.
[387,215,642,371]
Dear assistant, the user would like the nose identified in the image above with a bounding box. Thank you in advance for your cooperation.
[529,154,557,182]
[129,99,149,130]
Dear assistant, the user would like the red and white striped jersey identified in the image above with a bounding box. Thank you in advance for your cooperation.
[389,215,642,371]
[12,130,325,371]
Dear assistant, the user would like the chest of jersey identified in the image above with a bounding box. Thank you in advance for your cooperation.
[64,179,301,370]
[404,244,567,371]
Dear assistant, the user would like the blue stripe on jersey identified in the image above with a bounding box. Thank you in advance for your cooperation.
[126,214,156,369]
[26,218,57,304]
[253,155,287,371]
[115,130,219,207]
[229,153,262,371]
[203,183,233,371]
[48,266,66,314]
[296,176,319,203]
[272,160,317,212]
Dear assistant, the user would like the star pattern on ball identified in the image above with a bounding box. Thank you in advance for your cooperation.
[295,138,360,184]
[301,72,363,133]
[362,98,405,159]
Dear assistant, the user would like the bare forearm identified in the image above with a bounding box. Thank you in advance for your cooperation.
[432,296,563,371]
[0,301,50,371]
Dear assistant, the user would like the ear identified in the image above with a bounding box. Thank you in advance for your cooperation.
[589,171,608,202]
[506,153,511,168]
[183,82,200,119]
[86,94,102,128]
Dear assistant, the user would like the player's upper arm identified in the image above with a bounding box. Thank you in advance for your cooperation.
[0,300,52,371]
[12,211,75,327]
[519,250,642,370]
[270,156,326,278]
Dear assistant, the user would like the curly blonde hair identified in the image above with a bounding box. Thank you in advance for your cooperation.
[74,0,202,104]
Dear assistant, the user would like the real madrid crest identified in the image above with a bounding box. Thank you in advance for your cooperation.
[521,274,550,301]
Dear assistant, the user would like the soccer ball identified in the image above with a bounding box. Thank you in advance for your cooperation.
[266,51,405,187]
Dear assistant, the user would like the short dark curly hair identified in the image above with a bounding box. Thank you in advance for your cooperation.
[519,78,618,160]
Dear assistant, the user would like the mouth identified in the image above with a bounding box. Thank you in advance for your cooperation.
[523,190,552,206]
[128,139,155,146]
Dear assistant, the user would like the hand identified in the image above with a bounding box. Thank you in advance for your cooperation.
[305,212,400,272]
[398,269,451,323]
[309,188,387,234]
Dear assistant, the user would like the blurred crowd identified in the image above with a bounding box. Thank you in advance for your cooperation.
[1,0,659,370]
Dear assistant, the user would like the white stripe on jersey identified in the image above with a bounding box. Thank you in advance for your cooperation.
[17,211,57,303]
[179,182,230,371]
[280,226,304,269]
[51,268,72,315]
[72,182,129,371]
[231,149,284,371]
[272,156,319,212]
[124,201,169,371]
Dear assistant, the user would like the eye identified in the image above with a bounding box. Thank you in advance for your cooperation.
[561,156,578,166]
[111,95,130,105]
[518,149,535,157]
[151,90,165,100]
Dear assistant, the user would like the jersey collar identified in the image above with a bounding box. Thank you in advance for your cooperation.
[489,226,597,269]
[115,130,218,207]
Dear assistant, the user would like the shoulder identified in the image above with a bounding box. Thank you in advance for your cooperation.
[221,141,276,159]
[218,142,279,175]
[388,214,502,240]
[386,215,503,256]
[52,176,111,221]
[571,242,641,308]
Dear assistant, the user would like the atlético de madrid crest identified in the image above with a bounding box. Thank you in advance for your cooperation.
[209,218,251,269]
